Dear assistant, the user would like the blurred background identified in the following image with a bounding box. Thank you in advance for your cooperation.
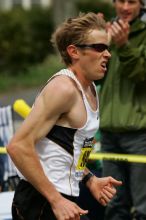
[0,0,115,108]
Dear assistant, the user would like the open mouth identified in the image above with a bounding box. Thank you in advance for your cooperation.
[101,62,107,71]
[121,13,131,20]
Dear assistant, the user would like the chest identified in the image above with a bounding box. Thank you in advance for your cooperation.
[62,90,99,131]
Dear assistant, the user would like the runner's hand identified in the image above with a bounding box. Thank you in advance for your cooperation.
[86,176,122,206]
[51,196,88,220]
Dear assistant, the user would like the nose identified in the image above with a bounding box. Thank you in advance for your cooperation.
[104,50,111,58]
[123,2,129,10]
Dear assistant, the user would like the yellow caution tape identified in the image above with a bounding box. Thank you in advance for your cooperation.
[1,144,146,163]
[89,152,146,163]
[1,99,146,164]
[0,147,7,154]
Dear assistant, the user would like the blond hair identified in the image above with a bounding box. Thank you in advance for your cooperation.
[51,12,106,65]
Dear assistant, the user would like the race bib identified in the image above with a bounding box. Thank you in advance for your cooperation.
[75,137,93,179]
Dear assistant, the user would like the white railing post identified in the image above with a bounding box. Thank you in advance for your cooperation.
[1,0,13,11]
[22,0,31,10]
[40,0,52,8]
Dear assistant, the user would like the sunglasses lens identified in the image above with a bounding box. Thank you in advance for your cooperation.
[94,44,108,52]
[75,44,108,52]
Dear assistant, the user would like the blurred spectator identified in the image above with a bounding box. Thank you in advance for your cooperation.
[0,138,5,191]
[0,106,19,192]
[99,0,146,219]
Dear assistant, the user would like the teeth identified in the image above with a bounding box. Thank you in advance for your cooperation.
[101,63,106,68]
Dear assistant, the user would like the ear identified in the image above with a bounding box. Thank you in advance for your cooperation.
[66,45,79,60]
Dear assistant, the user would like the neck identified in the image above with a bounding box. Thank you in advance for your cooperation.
[68,66,92,92]
[130,14,140,25]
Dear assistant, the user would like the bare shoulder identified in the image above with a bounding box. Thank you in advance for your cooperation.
[39,75,78,112]
[44,75,77,97]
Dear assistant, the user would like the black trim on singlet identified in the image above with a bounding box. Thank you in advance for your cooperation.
[46,125,77,156]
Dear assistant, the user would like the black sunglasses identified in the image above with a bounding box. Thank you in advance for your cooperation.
[75,43,109,53]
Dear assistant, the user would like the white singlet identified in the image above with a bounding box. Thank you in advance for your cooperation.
[18,69,99,197]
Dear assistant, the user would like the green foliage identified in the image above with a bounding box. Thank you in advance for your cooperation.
[23,55,65,87]
[0,7,54,75]
[0,0,116,91]
[76,0,115,20]
[0,55,65,93]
